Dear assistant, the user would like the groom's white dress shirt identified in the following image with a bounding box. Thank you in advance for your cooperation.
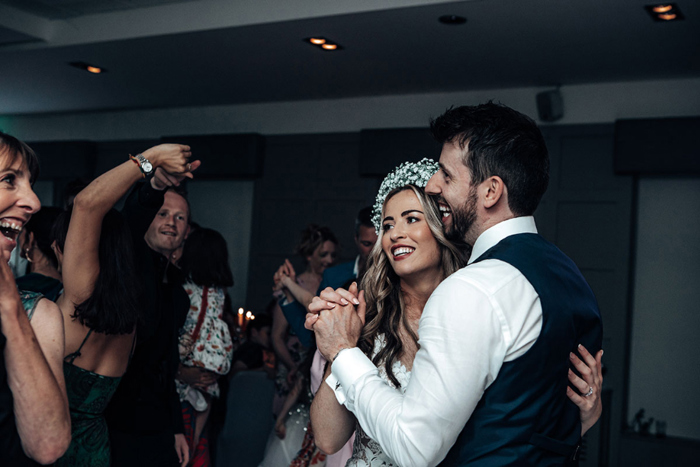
[326,216,544,467]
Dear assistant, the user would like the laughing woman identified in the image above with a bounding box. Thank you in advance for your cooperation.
[0,131,71,466]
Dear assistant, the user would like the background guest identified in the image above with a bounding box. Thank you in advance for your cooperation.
[105,147,198,467]
[51,146,192,466]
[271,224,337,417]
[176,227,235,467]
[230,312,274,376]
[15,206,64,301]
[275,207,376,346]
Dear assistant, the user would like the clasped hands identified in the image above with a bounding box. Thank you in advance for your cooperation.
[143,143,202,190]
[305,282,367,362]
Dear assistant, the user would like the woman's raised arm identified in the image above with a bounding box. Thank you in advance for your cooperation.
[60,144,192,307]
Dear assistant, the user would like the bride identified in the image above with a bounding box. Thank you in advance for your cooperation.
[308,159,603,466]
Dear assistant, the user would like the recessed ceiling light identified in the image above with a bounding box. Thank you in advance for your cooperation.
[652,4,673,13]
[69,61,106,73]
[645,3,684,21]
[303,37,342,51]
[438,15,467,25]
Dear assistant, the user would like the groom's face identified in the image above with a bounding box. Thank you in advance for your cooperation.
[425,140,480,245]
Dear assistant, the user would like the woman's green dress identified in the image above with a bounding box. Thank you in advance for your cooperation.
[55,329,127,466]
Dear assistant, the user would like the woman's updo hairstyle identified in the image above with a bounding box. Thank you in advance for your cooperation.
[294,224,338,259]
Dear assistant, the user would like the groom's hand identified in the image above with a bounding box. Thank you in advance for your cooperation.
[313,290,366,362]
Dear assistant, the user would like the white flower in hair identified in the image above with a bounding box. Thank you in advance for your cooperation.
[372,158,439,233]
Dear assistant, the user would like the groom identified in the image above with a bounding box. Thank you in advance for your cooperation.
[308,103,603,466]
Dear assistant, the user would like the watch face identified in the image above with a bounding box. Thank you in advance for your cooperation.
[143,161,153,173]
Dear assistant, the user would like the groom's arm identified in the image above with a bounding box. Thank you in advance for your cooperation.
[321,276,511,467]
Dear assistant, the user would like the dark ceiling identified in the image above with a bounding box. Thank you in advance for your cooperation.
[1,0,698,115]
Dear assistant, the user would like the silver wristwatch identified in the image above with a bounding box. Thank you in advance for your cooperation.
[133,153,154,176]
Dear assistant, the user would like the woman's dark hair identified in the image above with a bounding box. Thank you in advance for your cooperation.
[0,131,40,183]
[24,206,64,269]
[295,224,338,259]
[52,206,142,335]
[179,228,234,288]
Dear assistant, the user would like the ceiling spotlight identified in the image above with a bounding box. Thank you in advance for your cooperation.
[438,15,467,25]
[303,37,342,51]
[645,3,684,21]
[658,12,677,20]
[69,61,107,73]
[652,4,673,13]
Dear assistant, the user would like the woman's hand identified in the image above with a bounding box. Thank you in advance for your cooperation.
[273,259,298,292]
[286,364,298,386]
[272,263,287,292]
[177,364,217,388]
[567,344,604,436]
[274,419,287,439]
[174,433,190,467]
[142,144,191,174]
[305,283,361,330]
[0,255,22,309]
[282,259,296,283]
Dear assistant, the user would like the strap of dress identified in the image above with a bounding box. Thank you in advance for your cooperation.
[64,329,94,365]
[127,330,137,366]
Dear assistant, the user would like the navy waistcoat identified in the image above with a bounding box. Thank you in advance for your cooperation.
[439,233,602,466]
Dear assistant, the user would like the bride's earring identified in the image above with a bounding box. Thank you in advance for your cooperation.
[24,247,33,263]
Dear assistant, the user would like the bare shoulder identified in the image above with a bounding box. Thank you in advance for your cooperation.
[29,298,65,344]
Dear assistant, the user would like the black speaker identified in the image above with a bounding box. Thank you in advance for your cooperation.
[536,90,564,122]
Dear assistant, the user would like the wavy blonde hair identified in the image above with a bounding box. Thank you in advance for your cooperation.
[358,185,466,387]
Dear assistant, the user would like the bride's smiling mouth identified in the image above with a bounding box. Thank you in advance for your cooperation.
[391,244,415,261]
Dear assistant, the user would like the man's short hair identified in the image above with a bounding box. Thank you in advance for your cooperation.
[166,184,192,224]
[430,102,549,216]
[354,206,374,237]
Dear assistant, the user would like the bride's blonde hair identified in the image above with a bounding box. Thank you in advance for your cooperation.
[358,185,465,387]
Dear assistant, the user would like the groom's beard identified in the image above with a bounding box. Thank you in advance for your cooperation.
[445,186,478,245]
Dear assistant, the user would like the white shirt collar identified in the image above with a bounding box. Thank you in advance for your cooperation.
[468,216,538,264]
[353,255,360,277]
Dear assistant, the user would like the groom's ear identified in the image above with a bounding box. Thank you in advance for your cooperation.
[482,176,505,209]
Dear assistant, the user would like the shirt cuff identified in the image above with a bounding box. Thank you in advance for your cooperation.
[326,347,377,406]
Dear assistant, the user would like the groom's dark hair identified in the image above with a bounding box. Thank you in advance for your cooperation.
[430,102,549,216]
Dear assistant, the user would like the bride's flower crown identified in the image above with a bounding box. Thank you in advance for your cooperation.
[372,158,439,234]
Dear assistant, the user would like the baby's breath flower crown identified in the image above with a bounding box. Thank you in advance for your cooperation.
[372,158,439,234]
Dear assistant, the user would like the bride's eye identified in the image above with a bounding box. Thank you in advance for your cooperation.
[382,223,393,232]
[407,216,419,224]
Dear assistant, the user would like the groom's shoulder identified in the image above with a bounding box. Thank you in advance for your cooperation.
[442,258,525,295]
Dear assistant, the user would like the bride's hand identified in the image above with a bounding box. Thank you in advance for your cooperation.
[305,283,361,330]
[567,344,604,437]
[313,290,367,362]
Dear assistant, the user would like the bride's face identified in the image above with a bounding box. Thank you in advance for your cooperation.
[381,189,441,280]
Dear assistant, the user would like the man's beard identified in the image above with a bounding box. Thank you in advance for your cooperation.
[445,186,478,245]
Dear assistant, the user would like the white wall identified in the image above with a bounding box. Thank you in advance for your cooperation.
[2,77,699,141]
[630,177,700,440]
[187,180,254,309]
[2,76,698,311]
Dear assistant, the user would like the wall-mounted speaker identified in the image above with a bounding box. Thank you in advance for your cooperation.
[536,90,564,122]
